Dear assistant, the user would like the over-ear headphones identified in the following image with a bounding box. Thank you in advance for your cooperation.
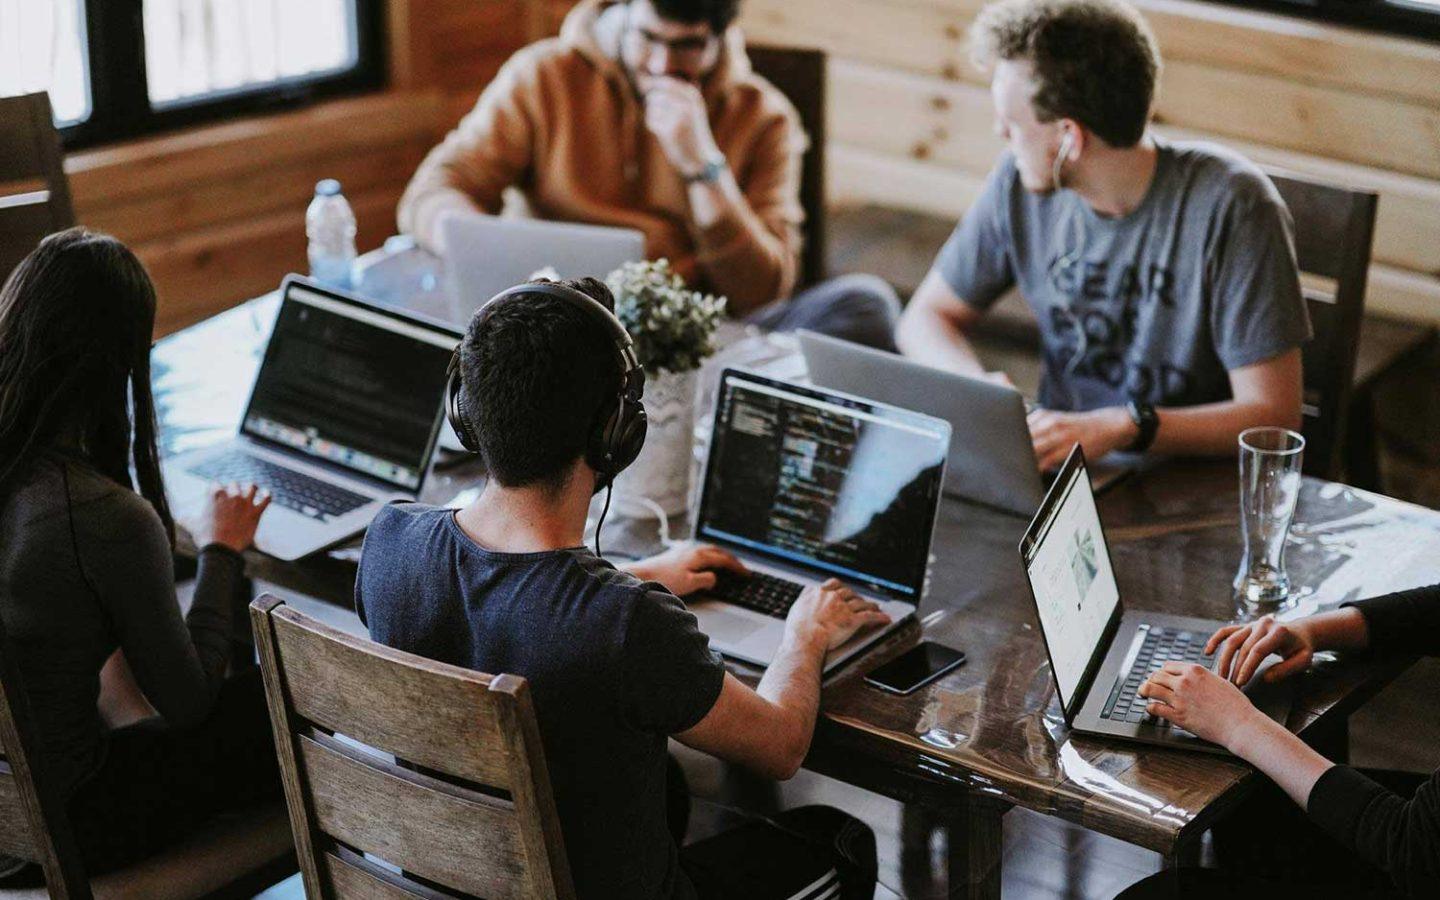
[445,281,648,491]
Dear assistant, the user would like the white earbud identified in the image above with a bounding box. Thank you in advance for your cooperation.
[1052,129,1075,191]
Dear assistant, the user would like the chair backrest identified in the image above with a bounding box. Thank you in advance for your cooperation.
[250,594,574,900]
[747,45,826,291]
[0,92,75,283]
[1266,170,1378,481]
[0,615,94,900]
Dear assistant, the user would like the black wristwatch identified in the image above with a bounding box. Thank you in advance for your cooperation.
[1125,400,1160,452]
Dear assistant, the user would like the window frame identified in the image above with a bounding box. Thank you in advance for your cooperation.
[61,0,387,149]
[1204,0,1440,45]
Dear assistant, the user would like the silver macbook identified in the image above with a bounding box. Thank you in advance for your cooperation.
[688,369,951,675]
[163,276,458,562]
[799,330,1042,515]
[440,213,645,327]
[1020,445,1291,753]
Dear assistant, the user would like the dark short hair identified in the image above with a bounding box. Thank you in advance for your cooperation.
[460,277,621,491]
[970,0,1160,148]
[641,0,741,33]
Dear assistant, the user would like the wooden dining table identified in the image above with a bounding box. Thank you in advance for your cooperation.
[155,281,1440,899]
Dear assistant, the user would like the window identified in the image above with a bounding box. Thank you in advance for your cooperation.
[0,0,384,149]
[1210,0,1440,43]
[0,0,90,125]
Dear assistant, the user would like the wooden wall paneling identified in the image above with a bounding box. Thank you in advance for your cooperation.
[746,0,1440,181]
[138,184,406,336]
[745,0,1440,108]
[80,143,428,247]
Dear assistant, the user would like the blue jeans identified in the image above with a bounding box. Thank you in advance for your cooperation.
[746,273,901,352]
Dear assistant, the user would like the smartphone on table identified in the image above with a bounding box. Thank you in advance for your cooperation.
[863,641,967,695]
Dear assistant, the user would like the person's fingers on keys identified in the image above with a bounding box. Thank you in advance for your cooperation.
[1137,676,1177,708]
[255,490,273,513]
[1206,623,1244,657]
[685,570,719,594]
[1230,616,1273,685]
[697,545,748,573]
[1214,622,1256,681]
[1234,626,1291,686]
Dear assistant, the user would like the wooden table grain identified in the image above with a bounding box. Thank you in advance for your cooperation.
[157,292,1440,899]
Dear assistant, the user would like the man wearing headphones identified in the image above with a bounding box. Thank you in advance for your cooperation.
[896,0,1311,471]
[354,277,880,899]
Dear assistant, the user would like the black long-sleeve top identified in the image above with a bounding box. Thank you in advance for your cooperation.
[0,454,242,798]
[1306,583,1440,898]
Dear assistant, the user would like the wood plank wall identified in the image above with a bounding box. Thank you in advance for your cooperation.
[737,0,1440,325]
[62,0,541,336]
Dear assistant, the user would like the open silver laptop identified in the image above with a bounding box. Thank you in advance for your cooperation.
[440,213,645,327]
[688,369,951,675]
[163,276,458,562]
[1019,445,1291,753]
[799,330,1042,515]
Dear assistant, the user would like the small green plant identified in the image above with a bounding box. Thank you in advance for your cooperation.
[606,259,727,375]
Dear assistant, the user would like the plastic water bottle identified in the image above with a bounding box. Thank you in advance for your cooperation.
[306,179,357,289]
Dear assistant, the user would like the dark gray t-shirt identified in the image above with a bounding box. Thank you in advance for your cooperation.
[355,502,726,900]
[937,139,1311,411]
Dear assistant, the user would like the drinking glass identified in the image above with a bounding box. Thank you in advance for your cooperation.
[1234,427,1305,612]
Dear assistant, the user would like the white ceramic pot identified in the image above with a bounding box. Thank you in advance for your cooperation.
[611,367,699,518]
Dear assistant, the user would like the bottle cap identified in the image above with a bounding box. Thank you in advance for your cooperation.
[315,179,342,197]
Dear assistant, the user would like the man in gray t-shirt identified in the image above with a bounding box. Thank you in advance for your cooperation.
[897,0,1310,471]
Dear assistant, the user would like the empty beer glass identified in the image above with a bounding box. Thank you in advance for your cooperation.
[1234,427,1305,612]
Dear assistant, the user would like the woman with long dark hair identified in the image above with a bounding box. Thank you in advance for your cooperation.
[0,229,281,881]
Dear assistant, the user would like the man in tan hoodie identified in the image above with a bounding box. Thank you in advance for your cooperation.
[398,0,900,349]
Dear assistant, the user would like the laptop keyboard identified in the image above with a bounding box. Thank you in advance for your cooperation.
[186,452,371,521]
[709,570,806,619]
[1101,626,1215,725]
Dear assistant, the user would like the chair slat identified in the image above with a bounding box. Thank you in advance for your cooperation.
[0,771,37,861]
[320,851,454,900]
[272,607,514,788]
[298,734,527,900]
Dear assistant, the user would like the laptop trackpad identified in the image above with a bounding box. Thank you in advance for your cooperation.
[701,610,768,645]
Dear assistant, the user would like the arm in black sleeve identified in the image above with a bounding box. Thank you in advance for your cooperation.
[1308,766,1440,898]
[80,491,239,729]
[1344,582,1440,658]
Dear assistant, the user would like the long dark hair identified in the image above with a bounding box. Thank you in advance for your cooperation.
[0,228,174,544]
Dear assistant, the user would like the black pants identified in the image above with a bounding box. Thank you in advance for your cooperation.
[1117,769,1421,900]
[667,756,878,900]
[1,667,282,887]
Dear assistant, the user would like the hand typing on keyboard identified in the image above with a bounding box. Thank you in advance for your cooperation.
[180,482,272,553]
[785,579,893,652]
[622,542,749,597]
[1137,662,1256,750]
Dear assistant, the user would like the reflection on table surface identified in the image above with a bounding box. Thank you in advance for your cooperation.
[153,282,1440,855]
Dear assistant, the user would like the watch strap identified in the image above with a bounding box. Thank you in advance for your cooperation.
[1125,401,1159,453]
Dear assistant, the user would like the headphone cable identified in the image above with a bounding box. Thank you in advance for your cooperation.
[594,480,613,558]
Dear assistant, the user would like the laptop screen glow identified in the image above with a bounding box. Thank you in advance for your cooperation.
[695,372,948,601]
[240,285,456,491]
[1022,463,1121,710]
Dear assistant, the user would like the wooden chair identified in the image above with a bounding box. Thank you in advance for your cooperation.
[1266,170,1378,481]
[0,92,75,283]
[0,614,294,900]
[250,593,575,899]
[747,45,826,291]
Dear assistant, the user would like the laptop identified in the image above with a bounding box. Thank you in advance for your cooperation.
[440,213,645,327]
[688,369,951,674]
[163,276,459,562]
[1019,445,1291,753]
[799,330,1042,515]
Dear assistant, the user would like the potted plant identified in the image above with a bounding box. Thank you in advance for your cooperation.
[605,259,726,516]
